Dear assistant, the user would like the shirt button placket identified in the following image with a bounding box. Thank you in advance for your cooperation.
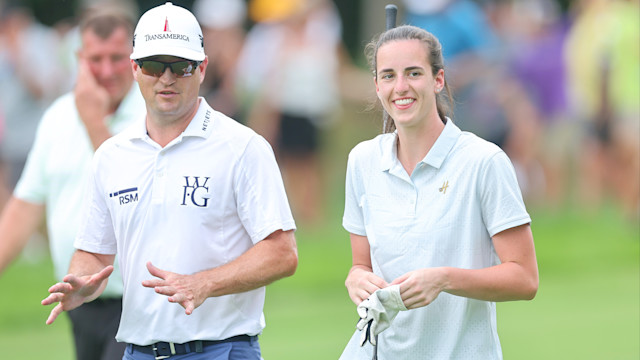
[408,184,417,217]
[152,151,167,204]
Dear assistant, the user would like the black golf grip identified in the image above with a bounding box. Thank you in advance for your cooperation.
[385,4,397,30]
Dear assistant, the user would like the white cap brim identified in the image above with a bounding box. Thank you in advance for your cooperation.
[130,45,205,61]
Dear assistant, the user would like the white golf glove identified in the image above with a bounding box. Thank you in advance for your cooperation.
[356,284,407,346]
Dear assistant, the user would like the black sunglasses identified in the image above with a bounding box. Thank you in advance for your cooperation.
[134,59,202,78]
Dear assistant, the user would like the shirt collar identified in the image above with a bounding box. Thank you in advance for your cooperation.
[379,118,461,172]
[126,97,215,141]
[182,97,215,139]
[112,83,141,119]
[102,83,143,128]
[379,132,398,172]
[422,118,461,169]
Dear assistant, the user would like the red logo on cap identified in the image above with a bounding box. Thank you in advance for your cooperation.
[164,17,170,32]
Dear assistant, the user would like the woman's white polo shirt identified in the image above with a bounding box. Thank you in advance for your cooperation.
[341,120,530,359]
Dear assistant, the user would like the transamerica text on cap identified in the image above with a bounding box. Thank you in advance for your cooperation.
[144,33,189,42]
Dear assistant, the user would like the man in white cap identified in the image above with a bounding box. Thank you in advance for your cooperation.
[41,3,298,359]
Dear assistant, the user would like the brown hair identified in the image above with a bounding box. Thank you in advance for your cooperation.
[365,25,454,133]
[79,8,135,41]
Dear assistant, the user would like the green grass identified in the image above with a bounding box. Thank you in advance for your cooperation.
[0,205,637,360]
[0,257,74,358]
[0,104,637,359]
[498,206,639,360]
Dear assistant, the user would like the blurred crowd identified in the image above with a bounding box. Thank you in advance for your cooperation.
[0,0,637,225]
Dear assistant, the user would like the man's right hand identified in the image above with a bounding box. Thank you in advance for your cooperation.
[41,265,114,324]
[75,57,110,124]
[74,57,112,149]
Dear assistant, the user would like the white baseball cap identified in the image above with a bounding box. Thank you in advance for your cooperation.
[130,2,205,61]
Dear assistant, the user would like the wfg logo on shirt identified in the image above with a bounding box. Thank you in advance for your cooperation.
[109,187,139,205]
[181,176,210,207]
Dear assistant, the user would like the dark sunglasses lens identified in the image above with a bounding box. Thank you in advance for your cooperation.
[170,61,196,77]
[139,60,197,77]
[140,61,165,77]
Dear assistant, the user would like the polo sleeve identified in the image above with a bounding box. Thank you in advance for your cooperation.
[234,136,296,244]
[13,106,55,204]
[342,150,366,236]
[479,151,531,237]
[74,148,117,255]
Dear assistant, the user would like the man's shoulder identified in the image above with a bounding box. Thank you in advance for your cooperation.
[32,92,79,137]
[211,111,262,150]
[41,92,77,121]
[213,112,255,136]
[49,91,76,108]
[94,122,140,158]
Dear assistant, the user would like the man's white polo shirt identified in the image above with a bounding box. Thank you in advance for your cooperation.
[341,120,530,359]
[15,83,145,298]
[75,98,295,345]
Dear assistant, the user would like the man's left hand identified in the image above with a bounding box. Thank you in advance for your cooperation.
[142,262,208,315]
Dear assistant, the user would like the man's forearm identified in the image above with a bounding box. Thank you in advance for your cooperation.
[201,230,298,297]
[0,197,45,274]
[68,250,115,301]
[68,249,114,275]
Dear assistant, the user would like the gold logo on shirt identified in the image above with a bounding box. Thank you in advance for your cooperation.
[439,181,449,194]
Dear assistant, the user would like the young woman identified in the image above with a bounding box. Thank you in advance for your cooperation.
[340,25,538,359]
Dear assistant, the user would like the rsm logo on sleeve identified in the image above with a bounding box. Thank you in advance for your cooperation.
[109,187,139,205]
[181,176,210,207]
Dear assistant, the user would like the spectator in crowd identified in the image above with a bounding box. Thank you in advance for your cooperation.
[194,0,247,121]
[0,7,144,360]
[0,106,8,208]
[564,0,639,218]
[0,2,65,196]
[236,0,345,223]
[498,0,572,207]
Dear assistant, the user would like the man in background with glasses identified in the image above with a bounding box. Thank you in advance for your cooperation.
[41,3,298,359]
[0,6,144,360]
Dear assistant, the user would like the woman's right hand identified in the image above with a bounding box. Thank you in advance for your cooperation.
[345,266,389,305]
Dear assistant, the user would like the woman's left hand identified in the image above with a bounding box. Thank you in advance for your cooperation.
[391,267,448,309]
